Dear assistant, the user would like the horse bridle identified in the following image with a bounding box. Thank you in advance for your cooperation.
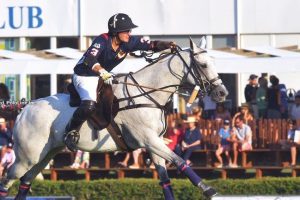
[174,47,221,95]
[117,46,221,109]
[114,46,221,136]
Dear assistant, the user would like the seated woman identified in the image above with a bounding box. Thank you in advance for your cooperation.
[175,116,202,166]
[232,103,254,126]
[165,119,184,152]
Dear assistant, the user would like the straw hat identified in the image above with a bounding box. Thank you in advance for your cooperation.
[241,103,249,108]
[184,116,198,123]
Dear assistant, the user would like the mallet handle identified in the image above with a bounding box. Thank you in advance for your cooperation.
[187,85,200,107]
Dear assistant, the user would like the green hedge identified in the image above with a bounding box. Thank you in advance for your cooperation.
[8,178,300,200]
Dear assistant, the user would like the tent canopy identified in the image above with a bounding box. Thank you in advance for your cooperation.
[1,47,300,74]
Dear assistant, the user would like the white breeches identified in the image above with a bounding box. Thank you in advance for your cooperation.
[73,74,99,101]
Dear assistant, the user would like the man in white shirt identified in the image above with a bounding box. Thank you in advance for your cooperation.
[231,114,252,168]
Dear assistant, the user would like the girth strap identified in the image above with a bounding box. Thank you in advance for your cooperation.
[118,103,163,111]
[106,120,133,151]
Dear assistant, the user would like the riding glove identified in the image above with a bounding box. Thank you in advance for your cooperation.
[152,41,176,52]
[99,69,114,85]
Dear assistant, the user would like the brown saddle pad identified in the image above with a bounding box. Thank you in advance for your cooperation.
[67,79,119,130]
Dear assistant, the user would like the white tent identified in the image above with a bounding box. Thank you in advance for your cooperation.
[1,47,300,104]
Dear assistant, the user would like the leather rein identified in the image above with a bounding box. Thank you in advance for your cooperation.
[113,47,220,136]
[116,47,220,112]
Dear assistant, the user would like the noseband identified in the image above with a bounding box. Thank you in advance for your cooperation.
[174,47,221,96]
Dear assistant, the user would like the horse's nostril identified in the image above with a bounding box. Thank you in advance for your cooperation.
[219,91,225,96]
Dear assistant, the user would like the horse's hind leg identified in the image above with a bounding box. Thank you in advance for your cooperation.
[14,147,63,200]
[150,153,174,200]
[145,135,217,198]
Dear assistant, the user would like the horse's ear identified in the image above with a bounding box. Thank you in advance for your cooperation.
[189,36,198,51]
[199,36,207,49]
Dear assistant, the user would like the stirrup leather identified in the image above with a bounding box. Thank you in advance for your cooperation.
[64,130,80,152]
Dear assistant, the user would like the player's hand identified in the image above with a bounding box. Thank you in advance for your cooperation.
[99,69,114,85]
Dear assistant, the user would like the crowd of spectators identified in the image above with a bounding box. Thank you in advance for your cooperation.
[161,74,300,168]
[245,74,299,120]
[0,83,15,177]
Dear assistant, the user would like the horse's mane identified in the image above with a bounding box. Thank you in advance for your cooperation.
[114,48,190,79]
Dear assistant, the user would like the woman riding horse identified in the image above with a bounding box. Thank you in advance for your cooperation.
[1,37,228,200]
[65,13,176,152]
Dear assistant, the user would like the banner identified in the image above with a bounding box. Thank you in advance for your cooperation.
[0,0,78,37]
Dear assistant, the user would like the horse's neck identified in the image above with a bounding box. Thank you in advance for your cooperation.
[128,52,190,104]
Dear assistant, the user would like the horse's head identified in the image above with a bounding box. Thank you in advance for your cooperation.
[185,37,228,102]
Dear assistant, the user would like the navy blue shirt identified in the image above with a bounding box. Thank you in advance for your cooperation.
[74,33,152,76]
[0,128,12,146]
[183,128,202,146]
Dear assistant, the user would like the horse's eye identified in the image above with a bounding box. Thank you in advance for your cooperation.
[201,63,208,68]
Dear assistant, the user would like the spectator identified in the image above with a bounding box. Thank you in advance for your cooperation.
[285,119,299,166]
[215,103,231,121]
[289,91,300,120]
[0,142,15,177]
[277,76,289,119]
[231,115,252,168]
[244,74,258,116]
[256,77,268,118]
[215,120,233,168]
[232,103,254,126]
[117,148,144,169]
[165,119,184,152]
[0,83,10,103]
[266,76,281,119]
[0,118,13,157]
[201,95,216,120]
[245,74,258,103]
[70,150,90,169]
[175,116,202,166]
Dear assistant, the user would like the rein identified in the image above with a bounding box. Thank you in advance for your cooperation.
[111,46,219,137]
[115,46,220,111]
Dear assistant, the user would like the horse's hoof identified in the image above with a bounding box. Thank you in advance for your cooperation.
[203,187,218,198]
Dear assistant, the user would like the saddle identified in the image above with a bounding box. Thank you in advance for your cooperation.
[67,79,130,151]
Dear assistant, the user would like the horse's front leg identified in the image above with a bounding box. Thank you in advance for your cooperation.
[145,134,217,198]
[150,153,174,200]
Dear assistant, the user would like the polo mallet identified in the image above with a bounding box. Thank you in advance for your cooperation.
[186,85,200,107]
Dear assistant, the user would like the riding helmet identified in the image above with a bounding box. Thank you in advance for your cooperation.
[108,13,138,34]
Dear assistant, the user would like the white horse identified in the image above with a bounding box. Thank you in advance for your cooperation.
[1,38,228,200]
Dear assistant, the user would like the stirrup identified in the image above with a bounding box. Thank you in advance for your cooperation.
[64,130,80,152]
